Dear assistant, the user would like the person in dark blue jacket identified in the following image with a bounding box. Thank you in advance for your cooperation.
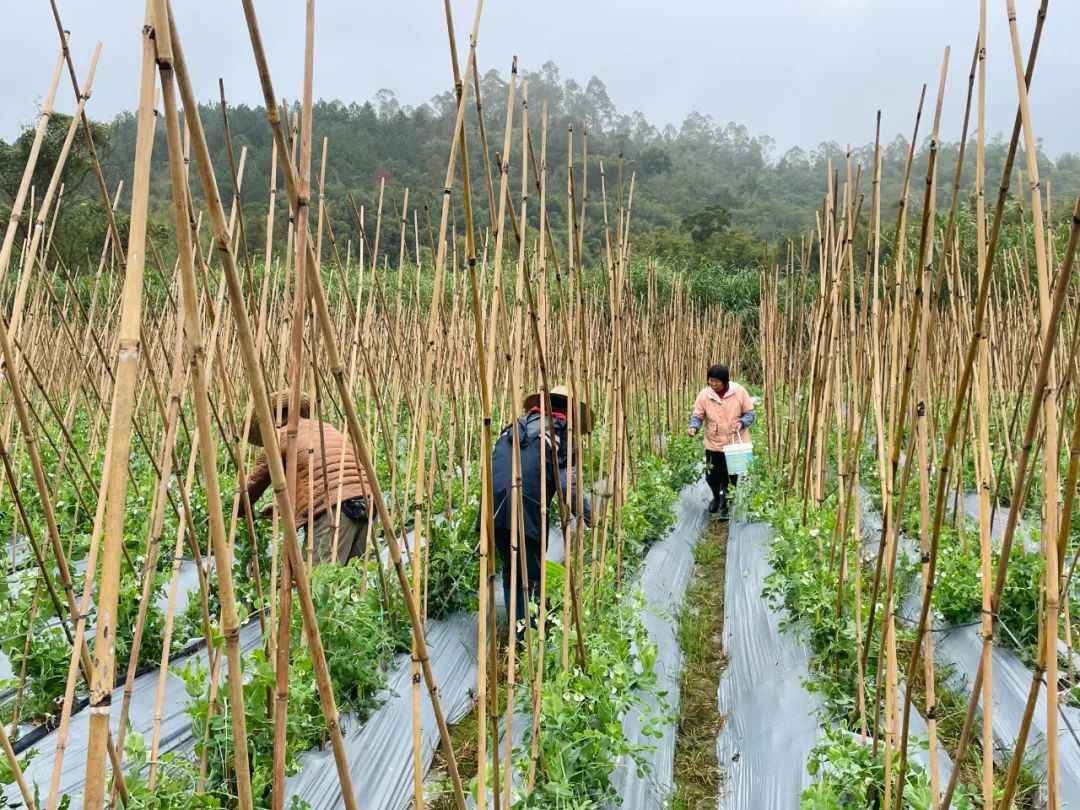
[484,384,594,631]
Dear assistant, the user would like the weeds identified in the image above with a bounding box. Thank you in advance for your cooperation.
[672,520,727,808]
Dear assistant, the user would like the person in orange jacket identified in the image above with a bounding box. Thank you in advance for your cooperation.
[243,391,371,565]
[688,364,754,519]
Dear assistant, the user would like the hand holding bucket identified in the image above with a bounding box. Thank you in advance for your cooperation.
[722,430,753,475]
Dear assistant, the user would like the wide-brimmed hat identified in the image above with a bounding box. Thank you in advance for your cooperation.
[523,384,594,434]
[248,390,311,446]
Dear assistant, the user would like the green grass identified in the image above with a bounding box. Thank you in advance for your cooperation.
[428,706,480,810]
[671,520,728,809]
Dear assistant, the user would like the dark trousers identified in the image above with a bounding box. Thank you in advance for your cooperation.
[494,527,543,628]
[705,450,738,499]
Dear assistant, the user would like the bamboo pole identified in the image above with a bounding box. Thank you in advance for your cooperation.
[272,3,316,804]
[912,47,949,808]
[973,4,995,805]
[1004,1,1061,804]
[502,77,528,809]
[154,8,257,807]
[79,7,158,807]
[0,45,65,288]
[212,4,471,806]
[527,98,551,790]
[9,45,102,342]
[940,2,1050,798]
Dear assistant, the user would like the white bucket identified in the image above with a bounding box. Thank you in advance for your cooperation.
[722,441,753,475]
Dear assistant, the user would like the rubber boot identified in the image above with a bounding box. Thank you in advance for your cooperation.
[708,491,720,514]
[718,490,730,521]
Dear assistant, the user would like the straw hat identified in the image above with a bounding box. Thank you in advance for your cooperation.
[248,390,311,446]
[523,384,594,434]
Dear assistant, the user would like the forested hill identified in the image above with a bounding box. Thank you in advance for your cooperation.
[3,61,1080,272]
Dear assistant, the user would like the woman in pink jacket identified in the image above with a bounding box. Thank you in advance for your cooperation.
[688,364,755,519]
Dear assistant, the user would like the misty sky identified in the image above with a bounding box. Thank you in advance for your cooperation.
[0,1,1076,158]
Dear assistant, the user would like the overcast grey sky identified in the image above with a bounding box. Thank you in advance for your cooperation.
[1,1,1075,157]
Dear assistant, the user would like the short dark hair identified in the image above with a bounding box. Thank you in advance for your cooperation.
[707,364,729,383]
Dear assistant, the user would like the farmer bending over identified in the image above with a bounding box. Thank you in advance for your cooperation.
[688,364,754,520]
[485,384,596,634]
[243,390,370,565]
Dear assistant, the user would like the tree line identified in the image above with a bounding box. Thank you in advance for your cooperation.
[2,60,1078,286]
